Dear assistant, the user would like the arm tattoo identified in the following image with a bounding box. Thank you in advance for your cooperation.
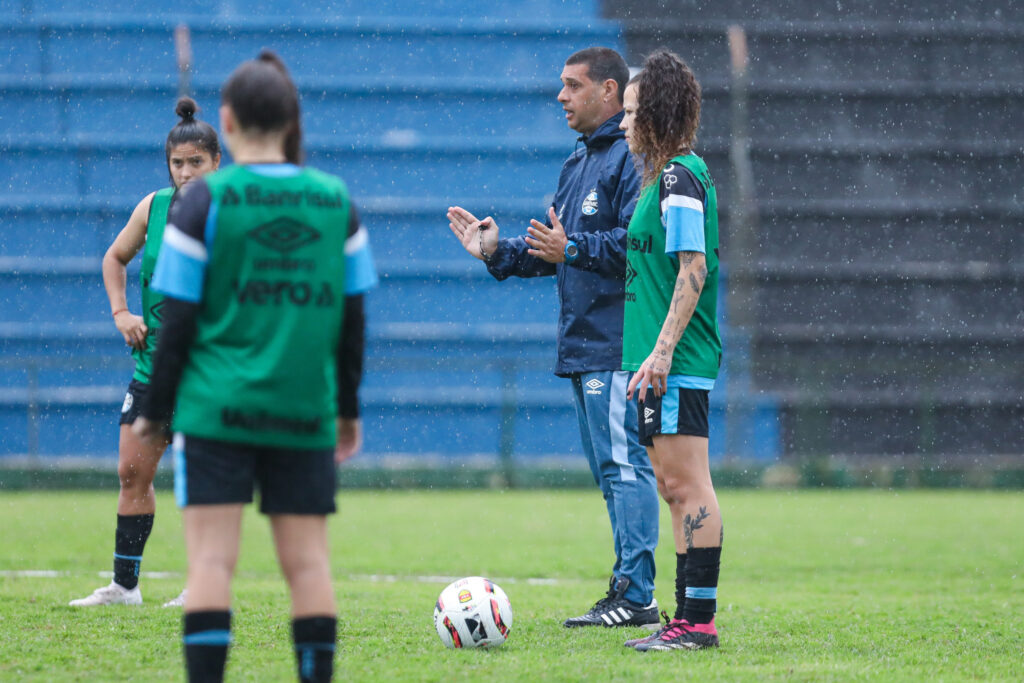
[688,272,701,295]
[683,506,711,550]
[679,252,698,266]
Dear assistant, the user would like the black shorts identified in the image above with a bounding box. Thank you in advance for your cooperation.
[119,379,172,441]
[172,434,337,515]
[118,378,148,425]
[638,387,710,447]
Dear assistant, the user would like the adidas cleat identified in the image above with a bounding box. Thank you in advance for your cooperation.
[564,576,659,629]
[69,581,142,607]
[635,617,719,651]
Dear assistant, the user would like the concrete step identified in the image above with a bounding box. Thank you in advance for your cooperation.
[752,323,1024,392]
[3,14,620,80]
[10,1,601,20]
[606,2,1022,24]
[6,73,1019,146]
[774,391,1023,457]
[4,135,1021,208]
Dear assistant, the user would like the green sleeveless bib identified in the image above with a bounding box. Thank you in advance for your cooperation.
[131,187,174,383]
[172,166,352,449]
[622,154,722,377]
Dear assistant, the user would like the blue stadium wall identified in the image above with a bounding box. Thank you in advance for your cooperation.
[0,0,781,464]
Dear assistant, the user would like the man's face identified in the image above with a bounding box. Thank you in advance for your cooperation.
[557,62,608,135]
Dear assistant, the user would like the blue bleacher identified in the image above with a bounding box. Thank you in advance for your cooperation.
[0,1,781,463]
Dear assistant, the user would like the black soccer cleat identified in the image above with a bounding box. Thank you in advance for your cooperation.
[563,576,660,629]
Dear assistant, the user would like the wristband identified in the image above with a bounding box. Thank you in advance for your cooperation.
[112,309,129,317]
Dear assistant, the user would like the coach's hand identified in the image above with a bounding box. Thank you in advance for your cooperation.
[335,417,362,464]
[525,207,568,263]
[448,206,499,261]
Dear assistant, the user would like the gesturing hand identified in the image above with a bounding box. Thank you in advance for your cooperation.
[524,206,568,264]
[447,206,499,261]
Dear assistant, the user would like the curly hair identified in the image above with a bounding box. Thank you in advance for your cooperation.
[630,49,702,188]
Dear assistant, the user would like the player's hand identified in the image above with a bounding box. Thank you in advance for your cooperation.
[524,207,568,263]
[335,417,362,464]
[626,349,672,401]
[114,311,148,350]
[447,206,499,261]
[131,416,164,446]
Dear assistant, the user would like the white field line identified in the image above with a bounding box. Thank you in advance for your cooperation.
[0,570,575,586]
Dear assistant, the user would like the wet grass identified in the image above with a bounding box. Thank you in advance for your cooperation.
[1,489,1022,681]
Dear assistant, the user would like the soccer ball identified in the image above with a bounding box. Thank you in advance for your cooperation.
[433,576,513,649]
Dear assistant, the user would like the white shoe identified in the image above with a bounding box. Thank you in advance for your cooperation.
[69,581,142,606]
[163,589,187,608]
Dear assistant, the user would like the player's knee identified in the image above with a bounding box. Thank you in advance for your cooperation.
[279,552,329,587]
[660,475,703,506]
[192,551,238,580]
[117,460,141,490]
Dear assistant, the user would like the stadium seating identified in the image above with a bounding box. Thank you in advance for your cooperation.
[0,1,786,463]
[606,0,1024,457]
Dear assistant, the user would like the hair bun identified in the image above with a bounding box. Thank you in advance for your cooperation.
[175,96,199,121]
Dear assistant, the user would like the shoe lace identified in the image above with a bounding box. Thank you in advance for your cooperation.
[585,585,621,615]
[658,618,693,642]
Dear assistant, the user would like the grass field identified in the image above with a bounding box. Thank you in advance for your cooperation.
[1,489,1021,681]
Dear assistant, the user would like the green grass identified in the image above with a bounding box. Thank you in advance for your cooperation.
[1,489,1022,681]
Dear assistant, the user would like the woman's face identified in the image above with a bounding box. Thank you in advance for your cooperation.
[168,143,220,189]
[620,83,639,155]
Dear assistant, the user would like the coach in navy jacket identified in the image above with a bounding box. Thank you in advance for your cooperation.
[447,47,661,629]
[484,110,636,376]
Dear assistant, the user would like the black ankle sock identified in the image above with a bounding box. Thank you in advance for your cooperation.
[674,553,688,621]
[682,546,721,625]
[293,616,337,683]
[113,513,154,589]
[184,610,231,683]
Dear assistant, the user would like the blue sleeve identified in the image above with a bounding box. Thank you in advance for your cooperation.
[152,180,213,303]
[659,164,706,255]
[485,234,558,280]
[565,142,641,278]
[344,204,378,295]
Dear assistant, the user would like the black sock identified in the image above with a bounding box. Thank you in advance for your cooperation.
[293,616,337,683]
[113,513,154,589]
[682,546,721,625]
[674,553,688,621]
[184,610,231,683]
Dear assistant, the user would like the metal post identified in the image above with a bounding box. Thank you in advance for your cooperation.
[175,24,192,99]
[497,360,517,488]
[725,25,761,460]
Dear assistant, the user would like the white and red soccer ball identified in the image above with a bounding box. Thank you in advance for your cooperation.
[433,576,513,649]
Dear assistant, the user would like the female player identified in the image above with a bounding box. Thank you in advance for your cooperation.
[134,51,376,683]
[619,50,724,651]
[71,97,220,608]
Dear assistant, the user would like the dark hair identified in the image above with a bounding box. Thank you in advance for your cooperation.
[565,47,629,104]
[165,96,221,177]
[222,50,303,164]
[629,49,702,188]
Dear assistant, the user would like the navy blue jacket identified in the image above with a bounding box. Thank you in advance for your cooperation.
[486,112,640,376]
